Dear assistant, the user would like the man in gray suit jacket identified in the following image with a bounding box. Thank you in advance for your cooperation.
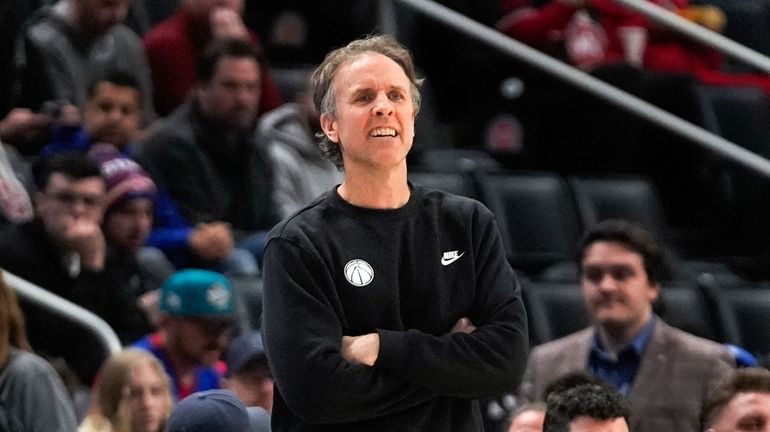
[520,219,735,432]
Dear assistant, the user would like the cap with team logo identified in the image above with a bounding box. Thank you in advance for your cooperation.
[159,269,235,317]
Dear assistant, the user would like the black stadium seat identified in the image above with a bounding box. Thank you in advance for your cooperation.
[655,282,736,344]
[568,174,668,241]
[521,280,589,346]
[408,171,479,199]
[477,171,582,277]
[720,288,770,359]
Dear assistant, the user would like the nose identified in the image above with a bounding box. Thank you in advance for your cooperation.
[107,107,122,122]
[69,199,89,216]
[596,272,618,293]
[373,93,394,116]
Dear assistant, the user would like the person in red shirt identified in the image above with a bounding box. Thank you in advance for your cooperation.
[498,0,770,95]
[143,0,282,117]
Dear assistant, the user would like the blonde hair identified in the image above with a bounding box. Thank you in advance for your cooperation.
[0,271,32,367]
[82,349,172,432]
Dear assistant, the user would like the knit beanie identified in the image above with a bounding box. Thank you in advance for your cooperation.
[89,143,156,213]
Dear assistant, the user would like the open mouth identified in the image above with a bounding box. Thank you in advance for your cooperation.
[369,127,398,137]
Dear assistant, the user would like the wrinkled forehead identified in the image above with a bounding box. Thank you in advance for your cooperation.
[332,52,409,92]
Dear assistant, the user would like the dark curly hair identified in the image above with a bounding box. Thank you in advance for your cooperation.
[543,383,630,432]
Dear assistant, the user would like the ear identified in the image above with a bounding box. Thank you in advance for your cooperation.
[320,112,339,143]
[647,281,661,303]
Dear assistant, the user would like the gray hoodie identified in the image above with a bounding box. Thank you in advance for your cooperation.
[259,103,343,219]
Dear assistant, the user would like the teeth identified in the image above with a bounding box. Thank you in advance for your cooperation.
[370,128,397,137]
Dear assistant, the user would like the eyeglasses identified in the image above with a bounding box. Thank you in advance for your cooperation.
[47,191,103,209]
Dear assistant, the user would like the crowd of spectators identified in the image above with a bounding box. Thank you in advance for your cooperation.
[0,0,769,431]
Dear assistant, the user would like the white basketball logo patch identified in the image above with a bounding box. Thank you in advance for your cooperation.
[344,259,374,287]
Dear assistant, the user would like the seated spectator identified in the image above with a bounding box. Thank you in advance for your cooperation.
[702,367,770,432]
[79,348,173,432]
[0,151,136,383]
[222,330,273,413]
[41,70,145,158]
[0,151,111,320]
[90,144,174,343]
[497,0,770,95]
[543,383,630,432]
[507,402,547,432]
[132,269,235,400]
[519,219,735,432]
[139,38,280,268]
[13,0,155,122]
[165,389,250,432]
[258,71,343,219]
[142,0,281,116]
[0,270,78,432]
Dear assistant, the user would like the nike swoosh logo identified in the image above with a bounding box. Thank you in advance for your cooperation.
[441,252,465,266]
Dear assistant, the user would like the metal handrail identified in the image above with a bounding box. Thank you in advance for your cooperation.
[393,0,770,180]
[3,269,122,355]
[613,0,770,76]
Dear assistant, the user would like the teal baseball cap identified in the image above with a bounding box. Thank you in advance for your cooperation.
[159,269,235,317]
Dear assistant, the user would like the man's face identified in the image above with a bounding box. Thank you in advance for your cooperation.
[36,173,106,243]
[570,416,629,432]
[580,241,659,335]
[320,52,415,172]
[197,56,261,132]
[84,82,142,149]
[709,392,770,432]
[103,198,153,254]
[75,0,130,35]
[168,316,232,366]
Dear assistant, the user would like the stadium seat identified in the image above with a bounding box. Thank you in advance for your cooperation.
[720,287,770,359]
[568,174,668,241]
[521,280,589,346]
[408,171,479,199]
[655,282,737,343]
[477,171,582,277]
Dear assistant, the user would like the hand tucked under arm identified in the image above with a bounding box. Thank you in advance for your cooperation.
[341,317,475,367]
[341,333,380,366]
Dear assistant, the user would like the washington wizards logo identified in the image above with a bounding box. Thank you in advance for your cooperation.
[344,259,374,287]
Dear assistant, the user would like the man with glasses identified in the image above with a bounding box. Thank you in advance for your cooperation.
[519,219,734,432]
[0,151,108,306]
[0,150,118,384]
[133,269,236,400]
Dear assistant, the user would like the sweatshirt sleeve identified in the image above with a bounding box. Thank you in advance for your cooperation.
[262,238,435,424]
[375,210,529,399]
